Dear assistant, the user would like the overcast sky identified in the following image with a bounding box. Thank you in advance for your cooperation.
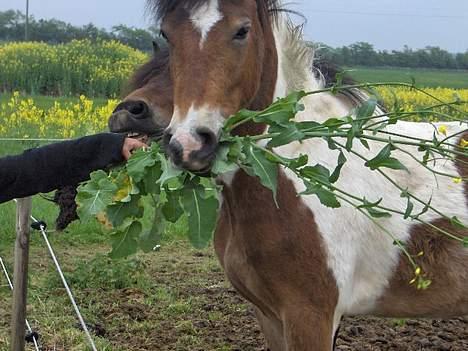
[1,0,467,52]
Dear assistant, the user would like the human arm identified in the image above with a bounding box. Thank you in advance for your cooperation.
[0,133,144,204]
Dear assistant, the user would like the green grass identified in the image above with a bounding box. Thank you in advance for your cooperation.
[347,67,468,89]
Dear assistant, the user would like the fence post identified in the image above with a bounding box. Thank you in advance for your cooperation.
[11,197,32,351]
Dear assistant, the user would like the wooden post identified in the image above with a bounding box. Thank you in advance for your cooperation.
[11,198,32,351]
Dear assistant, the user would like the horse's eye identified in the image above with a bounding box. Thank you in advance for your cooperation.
[233,26,250,41]
[160,30,169,42]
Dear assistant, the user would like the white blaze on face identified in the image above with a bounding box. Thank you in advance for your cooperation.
[189,0,223,47]
[169,104,224,163]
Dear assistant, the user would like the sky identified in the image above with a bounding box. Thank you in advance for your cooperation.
[1,0,467,52]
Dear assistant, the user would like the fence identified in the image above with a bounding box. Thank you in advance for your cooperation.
[0,198,97,351]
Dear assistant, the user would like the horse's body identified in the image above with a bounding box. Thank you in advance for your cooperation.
[109,2,468,349]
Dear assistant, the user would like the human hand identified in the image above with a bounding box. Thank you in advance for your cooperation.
[122,137,147,160]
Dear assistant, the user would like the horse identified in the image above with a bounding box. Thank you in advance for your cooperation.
[109,1,468,349]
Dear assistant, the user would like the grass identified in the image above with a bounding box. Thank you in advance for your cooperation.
[0,206,258,350]
[347,67,468,89]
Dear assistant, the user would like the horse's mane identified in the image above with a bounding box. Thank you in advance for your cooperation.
[146,0,283,21]
[122,46,170,96]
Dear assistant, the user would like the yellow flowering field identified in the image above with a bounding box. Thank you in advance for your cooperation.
[375,87,468,122]
[0,92,118,139]
[0,87,466,141]
[0,40,148,97]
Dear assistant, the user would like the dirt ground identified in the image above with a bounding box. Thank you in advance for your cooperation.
[1,241,467,350]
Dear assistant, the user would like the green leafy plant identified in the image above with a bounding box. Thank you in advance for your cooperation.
[77,82,468,289]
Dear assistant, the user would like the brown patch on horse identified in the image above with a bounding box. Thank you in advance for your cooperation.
[375,133,468,318]
[375,218,468,318]
[215,169,339,349]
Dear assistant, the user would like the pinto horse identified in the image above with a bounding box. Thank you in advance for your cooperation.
[110,1,468,349]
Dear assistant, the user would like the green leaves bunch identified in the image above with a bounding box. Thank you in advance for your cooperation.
[78,82,468,288]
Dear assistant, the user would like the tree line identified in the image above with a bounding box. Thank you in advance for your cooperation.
[314,41,468,70]
[1,9,467,69]
[0,9,160,52]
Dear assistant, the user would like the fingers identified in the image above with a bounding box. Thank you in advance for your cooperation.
[122,138,147,160]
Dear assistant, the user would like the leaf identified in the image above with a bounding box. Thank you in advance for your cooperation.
[126,148,157,182]
[113,173,135,203]
[157,153,183,186]
[139,207,164,253]
[366,207,392,218]
[181,185,219,249]
[403,197,414,220]
[301,184,341,208]
[162,188,184,223]
[413,195,432,219]
[300,164,331,186]
[109,220,142,259]
[77,170,118,221]
[329,151,347,184]
[267,124,305,148]
[288,154,308,169]
[223,109,258,130]
[355,98,377,122]
[243,142,278,203]
[107,195,144,227]
[357,198,391,218]
[365,144,409,172]
[359,138,370,150]
[322,117,347,130]
[141,163,163,195]
[463,237,468,248]
[211,144,239,175]
[345,126,356,151]
[253,91,306,126]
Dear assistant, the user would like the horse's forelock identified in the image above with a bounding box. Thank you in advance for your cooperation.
[146,0,283,22]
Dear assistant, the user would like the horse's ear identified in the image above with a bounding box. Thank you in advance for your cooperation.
[152,40,160,55]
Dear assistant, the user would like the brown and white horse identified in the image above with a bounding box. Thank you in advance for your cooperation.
[110,1,468,349]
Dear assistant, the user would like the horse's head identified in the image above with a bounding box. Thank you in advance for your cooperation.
[108,42,174,140]
[154,0,279,171]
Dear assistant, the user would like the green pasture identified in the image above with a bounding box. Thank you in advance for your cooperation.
[347,67,468,89]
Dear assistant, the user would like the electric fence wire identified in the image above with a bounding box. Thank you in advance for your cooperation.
[0,256,40,351]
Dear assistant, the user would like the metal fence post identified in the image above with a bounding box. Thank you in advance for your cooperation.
[11,197,32,351]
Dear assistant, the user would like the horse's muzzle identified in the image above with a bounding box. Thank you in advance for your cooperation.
[163,127,218,172]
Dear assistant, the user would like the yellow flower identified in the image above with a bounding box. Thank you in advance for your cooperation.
[453,177,462,184]
[414,267,421,276]
[438,125,447,136]
[461,139,468,148]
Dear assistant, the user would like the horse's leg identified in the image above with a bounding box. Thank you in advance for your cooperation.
[254,307,285,351]
[282,307,334,351]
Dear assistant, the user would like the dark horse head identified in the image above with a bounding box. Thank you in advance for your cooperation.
[108,42,174,140]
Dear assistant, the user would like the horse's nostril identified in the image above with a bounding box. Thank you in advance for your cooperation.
[162,130,173,148]
[196,127,216,148]
[112,100,149,119]
[166,139,183,166]
[129,102,146,117]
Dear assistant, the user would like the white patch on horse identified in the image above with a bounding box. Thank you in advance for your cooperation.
[189,0,223,48]
[270,19,468,319]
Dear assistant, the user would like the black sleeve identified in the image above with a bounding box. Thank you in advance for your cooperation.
[0,133,126,204]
